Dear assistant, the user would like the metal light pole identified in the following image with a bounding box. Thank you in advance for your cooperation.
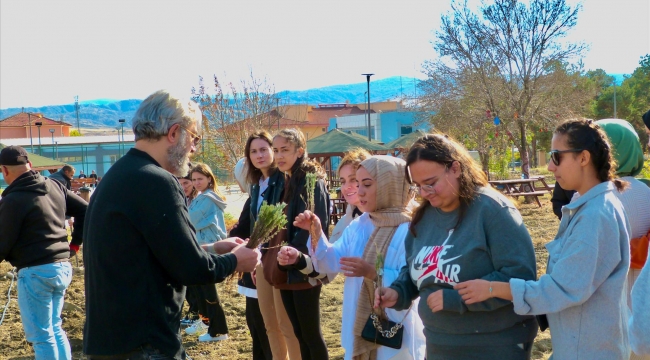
[362,74,374,141]
[118,119,126,157]
[49,129,55,159]
[35,122,43,155]
[28,113,34,153]
[613,81,617,118]
[55,141,59,160]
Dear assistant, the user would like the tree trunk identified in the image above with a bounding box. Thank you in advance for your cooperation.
[480,151,490,180]
[518,120,530,178]
[531,133,538,168]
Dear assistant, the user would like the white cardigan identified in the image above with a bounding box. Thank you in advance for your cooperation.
[310,213,426,360]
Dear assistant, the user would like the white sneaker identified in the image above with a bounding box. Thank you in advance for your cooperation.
[185,320,208,335]
[198,333,228,342]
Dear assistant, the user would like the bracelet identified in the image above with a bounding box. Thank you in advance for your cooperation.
[488,282,493,297]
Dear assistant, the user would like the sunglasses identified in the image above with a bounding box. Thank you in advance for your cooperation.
[179,125,201,146]
[550,149,584,166]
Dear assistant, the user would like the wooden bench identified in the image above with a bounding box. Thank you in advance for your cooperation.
[507,191,551,207]
[489,176,553,207]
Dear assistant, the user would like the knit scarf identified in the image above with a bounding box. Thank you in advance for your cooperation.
[352,156,413,360]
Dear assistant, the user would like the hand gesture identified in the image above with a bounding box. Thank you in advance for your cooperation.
[454,279,492,304]
[427,290,444,313]
[293,210,323,239]
[232,243,261,273]
[214,237,245,254]
[340,257,376,279]
[374,287,398,309]
[277,246,300,266]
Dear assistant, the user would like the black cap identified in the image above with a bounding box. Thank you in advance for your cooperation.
[0,146,30,166]
[643,109,650,130]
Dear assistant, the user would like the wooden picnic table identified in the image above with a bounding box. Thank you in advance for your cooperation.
[488,176,553,207]
[71,178,96,192]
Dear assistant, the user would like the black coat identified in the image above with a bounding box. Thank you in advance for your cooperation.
[551,182,576,220]
[230,197,255,290]
[281,175,329,286]
[249,169,286,234]
[82,148,237,359]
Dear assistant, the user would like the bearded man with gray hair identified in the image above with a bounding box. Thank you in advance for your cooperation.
[82,90,260,359]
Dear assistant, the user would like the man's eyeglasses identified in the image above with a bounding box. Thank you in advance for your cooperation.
[550,149,584,166]
[179,125,201,146]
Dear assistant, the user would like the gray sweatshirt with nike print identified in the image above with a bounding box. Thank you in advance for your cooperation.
[390,187,538,347]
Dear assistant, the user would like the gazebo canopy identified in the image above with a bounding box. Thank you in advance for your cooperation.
[0,143,67,171]
[307,129,390,157]
[386,129,428,151]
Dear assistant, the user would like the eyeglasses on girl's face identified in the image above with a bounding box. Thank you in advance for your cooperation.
[550,149,584,166]
[410,181,438,195]
[407,161,453,195]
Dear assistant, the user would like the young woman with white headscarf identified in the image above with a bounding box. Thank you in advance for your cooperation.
[279,155,426,360]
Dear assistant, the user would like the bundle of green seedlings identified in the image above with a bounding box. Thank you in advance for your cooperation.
[247,201,288,249]
[304,172,320,250]
[225,201,288,287]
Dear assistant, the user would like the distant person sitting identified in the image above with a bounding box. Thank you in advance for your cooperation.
[78,170,87,178]
[49,165,75,190]
[89,170,98,181]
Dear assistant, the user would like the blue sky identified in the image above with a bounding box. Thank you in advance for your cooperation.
[1,0,648,109]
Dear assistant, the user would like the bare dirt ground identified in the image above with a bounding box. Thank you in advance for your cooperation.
[0,194,558,360]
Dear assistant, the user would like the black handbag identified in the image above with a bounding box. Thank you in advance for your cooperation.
[361,312,405,349]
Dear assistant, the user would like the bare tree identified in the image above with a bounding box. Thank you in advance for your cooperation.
[422,0,590,176]
[191,72,284,175]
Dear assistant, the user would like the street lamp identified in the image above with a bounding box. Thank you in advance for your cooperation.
[613,79,617,119]
[118,119,126,157]
[361,74,374,141]
[49,129,55,159]
[35,122,43,155]
[28,113,34,153]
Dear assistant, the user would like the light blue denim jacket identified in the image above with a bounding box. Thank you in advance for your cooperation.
[188,189,227,245]
[630,247,650,355]
[510,181,631,360]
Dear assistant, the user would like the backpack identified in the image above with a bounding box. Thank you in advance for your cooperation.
[631,230,650,269]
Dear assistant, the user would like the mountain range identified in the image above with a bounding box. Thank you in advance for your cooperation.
[0,73,626,129]
[0,77,422,128]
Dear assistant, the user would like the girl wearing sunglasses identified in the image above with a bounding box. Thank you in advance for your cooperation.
[456,119,631,359]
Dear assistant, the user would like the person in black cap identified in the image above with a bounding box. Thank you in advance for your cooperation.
[0,146,88,360]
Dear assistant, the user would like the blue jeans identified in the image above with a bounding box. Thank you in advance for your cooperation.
[17,261,73,360]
